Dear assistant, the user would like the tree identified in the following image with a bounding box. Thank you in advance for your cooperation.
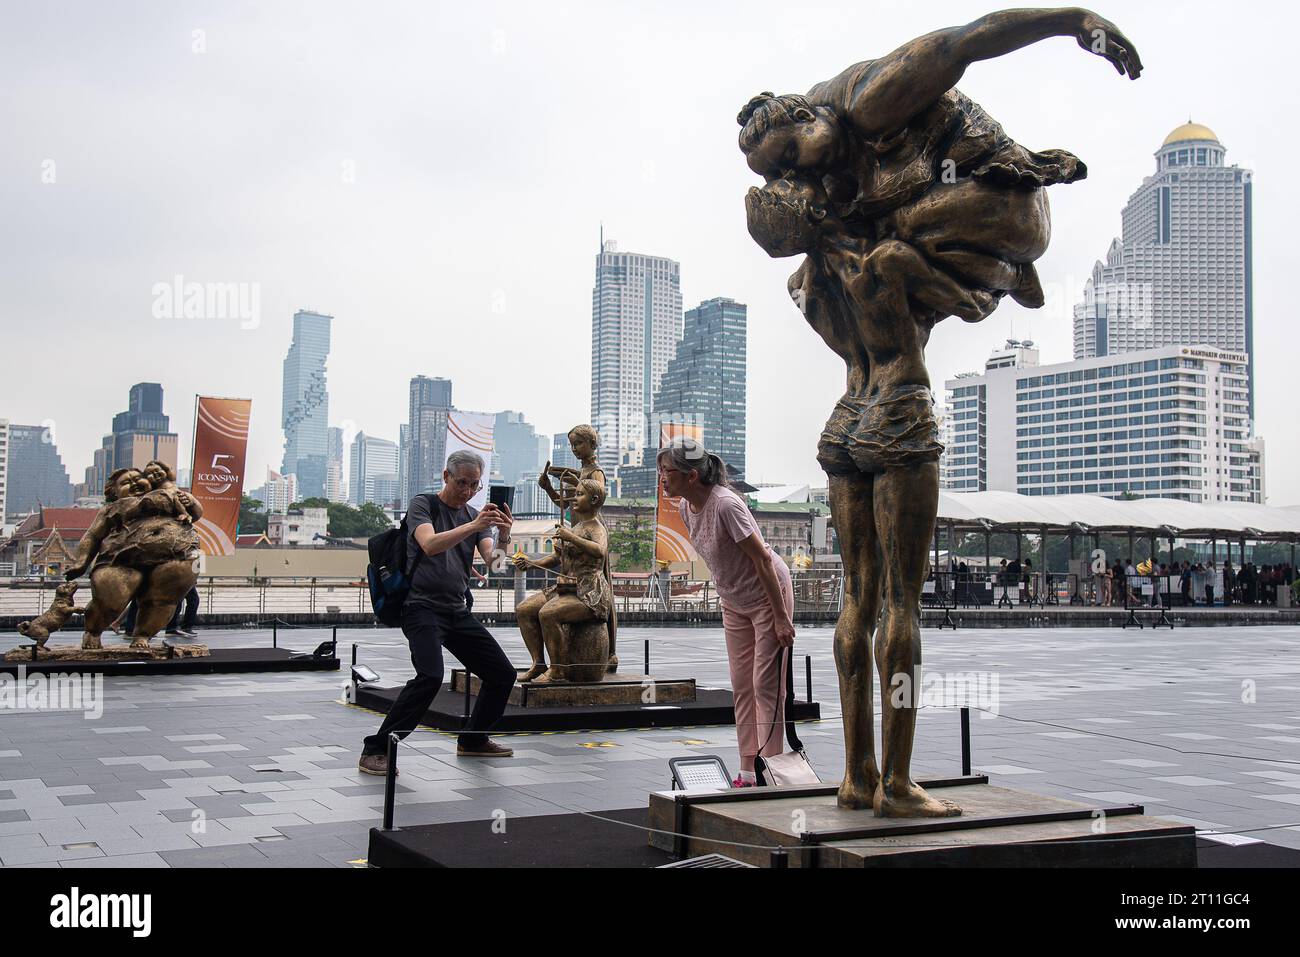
[608,500,656,572]
[238,494,267,535]
[287,497,394,538]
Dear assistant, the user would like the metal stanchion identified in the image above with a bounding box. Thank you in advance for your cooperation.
[805,655,812,703]
[272,623,277,648]
[382,733,398,830]
[960,707,971,777]
[770,848,789,868]
[644,638,650,676]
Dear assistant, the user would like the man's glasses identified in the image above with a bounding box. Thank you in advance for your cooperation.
[448,478,483,492]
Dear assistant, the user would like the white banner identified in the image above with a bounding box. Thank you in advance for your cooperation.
[443,411,496,510]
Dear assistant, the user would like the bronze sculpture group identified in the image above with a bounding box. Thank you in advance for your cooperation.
[13,460,203,658]
[513,424,619,682]
[740,7,1141,815]
[11,7,1144,825]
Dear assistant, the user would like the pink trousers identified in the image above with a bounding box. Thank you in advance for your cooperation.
[721,556,794,762]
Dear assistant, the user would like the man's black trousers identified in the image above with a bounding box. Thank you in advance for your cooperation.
[362,602,517,755]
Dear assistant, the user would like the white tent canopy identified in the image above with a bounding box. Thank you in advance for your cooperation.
[934,492,1300,540]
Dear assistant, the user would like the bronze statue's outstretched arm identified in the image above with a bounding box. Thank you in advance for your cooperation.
[838,7,1141,137]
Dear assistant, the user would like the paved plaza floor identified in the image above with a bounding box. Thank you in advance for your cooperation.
[1,623,1298,867]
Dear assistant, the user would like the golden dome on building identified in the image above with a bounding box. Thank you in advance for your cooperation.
[1162,121,1219,147]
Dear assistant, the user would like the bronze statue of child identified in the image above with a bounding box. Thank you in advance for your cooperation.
[513,478,613,682]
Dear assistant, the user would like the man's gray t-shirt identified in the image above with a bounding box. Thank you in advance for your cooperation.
[405,493,484,610]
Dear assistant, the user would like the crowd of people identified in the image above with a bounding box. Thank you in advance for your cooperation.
[1093,559,1298,608]
[933,556,1299,608]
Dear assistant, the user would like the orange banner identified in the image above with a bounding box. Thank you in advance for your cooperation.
[190,397,252,556]
[654,422,703,564]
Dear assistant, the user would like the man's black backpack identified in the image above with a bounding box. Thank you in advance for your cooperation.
[366,494,429,626]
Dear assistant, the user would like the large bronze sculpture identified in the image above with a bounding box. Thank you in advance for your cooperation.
[536,424,619,673]
[740,8,1141,816]
[11,461,206,659]
[513,478,613,683]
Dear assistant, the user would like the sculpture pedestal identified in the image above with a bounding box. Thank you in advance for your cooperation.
[647,779,1197,867]
[451,668,696,707]
[4,641,210,662]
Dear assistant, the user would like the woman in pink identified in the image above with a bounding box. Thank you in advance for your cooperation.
[657,438,794,787]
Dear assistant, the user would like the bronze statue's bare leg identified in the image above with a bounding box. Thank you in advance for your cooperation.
[516,592,549,681]
[535,595,599,683]
[872,461,960,817]
[81,566,143,649]
[131,559,196,647]
[134,599,177,646]
[829,472,883,809]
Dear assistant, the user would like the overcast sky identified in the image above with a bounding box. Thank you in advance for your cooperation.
[3,1,1297,504]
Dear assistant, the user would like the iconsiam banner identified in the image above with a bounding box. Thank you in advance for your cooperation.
[190,397,252,556]
[444,411,496,511]
[654,422,702,564]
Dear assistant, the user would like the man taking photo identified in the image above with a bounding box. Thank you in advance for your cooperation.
[359,450,517,775]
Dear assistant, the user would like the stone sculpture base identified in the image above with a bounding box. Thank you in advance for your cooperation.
[647,779,1196,867]
[451,667,696,708]
[4,641,210,662]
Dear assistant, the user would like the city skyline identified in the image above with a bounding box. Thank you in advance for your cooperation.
[3,2,1298,505]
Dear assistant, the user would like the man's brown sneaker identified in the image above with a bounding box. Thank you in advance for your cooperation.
[456,739,514,758]
[358,753,397,776]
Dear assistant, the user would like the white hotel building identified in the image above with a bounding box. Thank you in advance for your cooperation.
[942,343,1263,503]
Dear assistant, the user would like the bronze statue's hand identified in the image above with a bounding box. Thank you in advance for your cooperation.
[1074,12,1142,78]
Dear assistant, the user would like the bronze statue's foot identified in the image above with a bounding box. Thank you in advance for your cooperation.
[128,637,152,651]
[873,780,962,818]
[520,663,547,683]
[836,772,881,810]
[532,668,560,684]
[606,654,618,674]
[81,634,102,650]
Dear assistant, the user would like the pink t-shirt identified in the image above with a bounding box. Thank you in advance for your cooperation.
[679,485,772,611]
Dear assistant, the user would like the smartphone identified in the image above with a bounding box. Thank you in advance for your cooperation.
[488,485,513,511]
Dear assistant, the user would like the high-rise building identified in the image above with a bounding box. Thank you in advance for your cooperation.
[281,309,332,498]
[0,420,8,523]
[325,426,345,503]
[551,432,580,472]
[249,467,298,513]
[1073,122,1254,417]
[397,423,410,509]
[76,383,179,498]
[589,239,683,474]
[493,411,549,487]
[941,343,1262,503]
[349,432,400,507]
[2,423,73,519]
[651,296,748,478]
[407,376,453,498]
[513,470,562,518]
